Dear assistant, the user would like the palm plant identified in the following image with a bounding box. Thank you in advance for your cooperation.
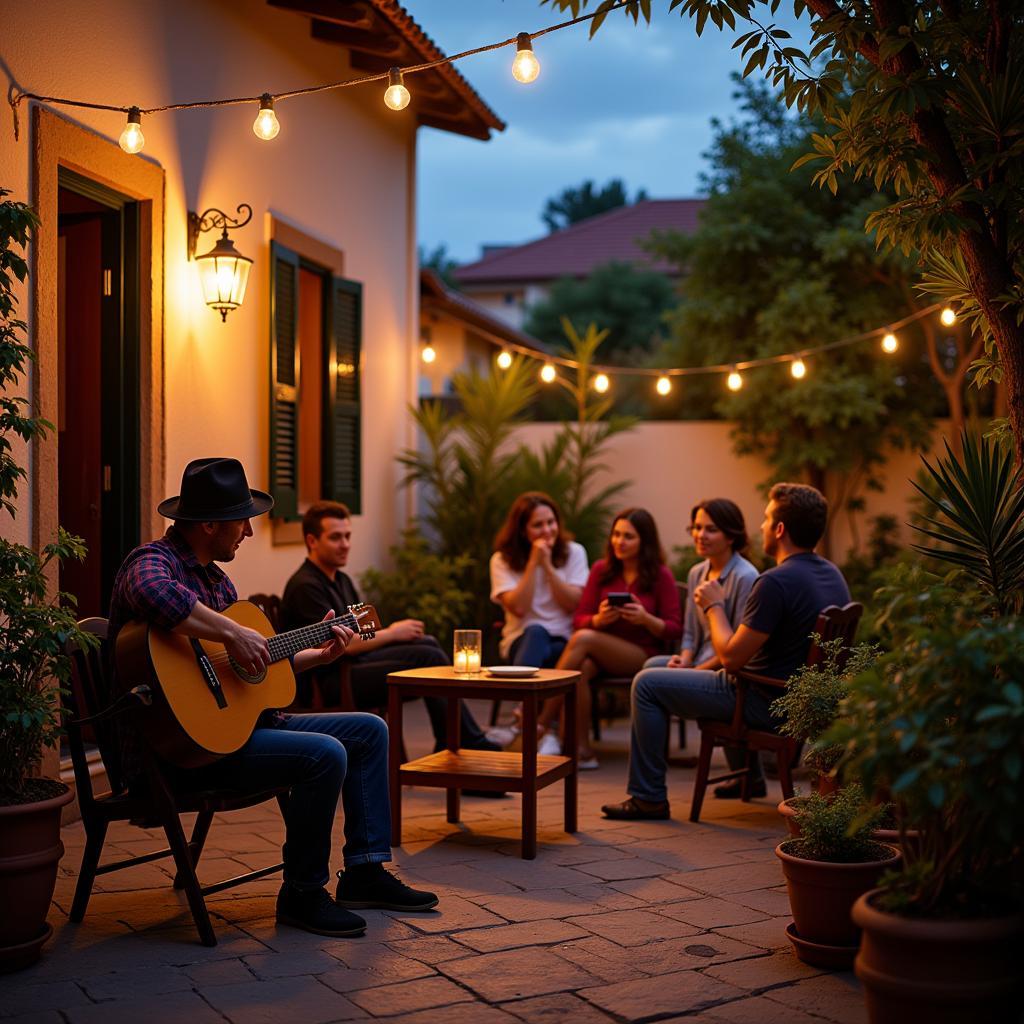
[910,433,1024,616]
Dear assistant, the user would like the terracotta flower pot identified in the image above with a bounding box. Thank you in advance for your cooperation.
[777,797,807,838]
[0,783,74,973]
[776,840,900,964]
[853,890,1024,1024]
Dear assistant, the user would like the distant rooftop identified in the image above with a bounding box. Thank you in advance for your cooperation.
[420,269,549,353]
[453,199,706,286]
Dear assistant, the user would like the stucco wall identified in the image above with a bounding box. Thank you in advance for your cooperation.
[512,419,954,563]
[1,0,419,593]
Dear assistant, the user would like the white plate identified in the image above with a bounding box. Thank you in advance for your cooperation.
[484,666,540,678]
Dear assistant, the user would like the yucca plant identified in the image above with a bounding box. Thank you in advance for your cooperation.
[910,433,1024,616]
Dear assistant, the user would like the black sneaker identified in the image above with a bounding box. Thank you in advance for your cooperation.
[713,779,767,799]
[336,865,439,911]
[276,883,367,937]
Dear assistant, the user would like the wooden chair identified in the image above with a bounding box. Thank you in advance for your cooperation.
[688,602,863,823]
[65,618,291,946]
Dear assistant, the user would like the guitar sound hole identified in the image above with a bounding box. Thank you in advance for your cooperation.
[229,658,268,684]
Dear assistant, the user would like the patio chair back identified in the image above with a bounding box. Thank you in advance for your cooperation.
[65,617,290,946]
[688,601,863,823]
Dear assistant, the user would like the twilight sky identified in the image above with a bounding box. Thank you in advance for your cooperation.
[412,0,813,263]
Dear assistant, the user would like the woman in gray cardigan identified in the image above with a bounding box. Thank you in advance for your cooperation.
[671,498,759,671]
[622,498,758,799]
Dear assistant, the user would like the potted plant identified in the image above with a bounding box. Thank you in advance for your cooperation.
[827,435,1024,1022]
[771,639,878,835]
[0,189,94,972]
[776,783,898,969]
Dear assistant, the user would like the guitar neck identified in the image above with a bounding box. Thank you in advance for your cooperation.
[267,613,360,664]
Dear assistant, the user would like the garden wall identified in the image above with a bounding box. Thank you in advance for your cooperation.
[512,419,955,563]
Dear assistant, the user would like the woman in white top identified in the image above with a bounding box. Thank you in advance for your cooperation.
[490,492,589,668]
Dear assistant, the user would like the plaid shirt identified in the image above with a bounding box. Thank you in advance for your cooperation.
[107,526,238,787]
[108,526,238,646]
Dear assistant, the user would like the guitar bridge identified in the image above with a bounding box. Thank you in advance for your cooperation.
[189,638,228,709]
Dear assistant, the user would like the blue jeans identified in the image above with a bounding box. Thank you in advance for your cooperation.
[509,624,567,668]
[627,662,779,804]
[189,712,391,890]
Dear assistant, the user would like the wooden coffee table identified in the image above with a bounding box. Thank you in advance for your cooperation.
[386,666,580,859]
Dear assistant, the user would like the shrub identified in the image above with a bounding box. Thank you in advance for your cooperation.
[787,784,887,864]
[359,530,474,655]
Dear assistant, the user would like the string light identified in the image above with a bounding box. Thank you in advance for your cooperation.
[540,363,556,383]
[881,332,898,354]
[593,373,609,393]
[656,376,671,396]
[421,344,436,364]
[940,307,957,326]
[384,68,411,111]
[252,93,280,140]
[10,1,642,147]
[727,370,743,392]
[790,358,806,379]
[496,349,512,369]
[511,33,541,83]
[118,107,144,154]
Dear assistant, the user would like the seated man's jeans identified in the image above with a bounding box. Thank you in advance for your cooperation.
[627,660,779,805]
[509,624,567,668]
[187,712,391,891]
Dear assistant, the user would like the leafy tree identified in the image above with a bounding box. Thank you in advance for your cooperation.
[542,178,648,232]
[418,243,459,289]
[545,0,1024,460]
[644,79,940,553]
[523,260,675,364]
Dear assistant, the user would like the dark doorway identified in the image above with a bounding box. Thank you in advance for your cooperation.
[57,169,140,617]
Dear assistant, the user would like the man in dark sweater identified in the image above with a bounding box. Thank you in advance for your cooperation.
[603,482,851,820]
[281,501,496,753]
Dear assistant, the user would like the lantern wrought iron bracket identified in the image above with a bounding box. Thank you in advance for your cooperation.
[187,204,254,260]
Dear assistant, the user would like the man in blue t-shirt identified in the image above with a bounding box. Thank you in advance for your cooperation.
[603,483,850,820]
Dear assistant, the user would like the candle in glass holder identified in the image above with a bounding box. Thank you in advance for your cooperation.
[453,629,482,676]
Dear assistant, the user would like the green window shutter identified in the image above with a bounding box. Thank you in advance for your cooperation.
[269,241,300,520]
[326,276,362,514]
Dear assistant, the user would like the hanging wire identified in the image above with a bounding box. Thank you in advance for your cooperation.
[8,0,639,139]
[492,303,944,378]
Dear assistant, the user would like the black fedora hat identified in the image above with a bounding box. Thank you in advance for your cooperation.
[157,458,274,521]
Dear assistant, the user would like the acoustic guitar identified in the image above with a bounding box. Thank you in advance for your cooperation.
[116,600,381,769]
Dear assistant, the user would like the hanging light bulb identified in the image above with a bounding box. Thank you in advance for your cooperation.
[593,373,610,394]
[511,32,541,84]
[118,106,145,154]
[540,363,556,383]
[881,332,899,354]
[384,68,411,111]
[656,375,672,396]
[790,358,807,380]
[940,307,957,326]
[421,344,436,364]
[727,369,743,392]
[496,349,513,370]
[252,93,280,140]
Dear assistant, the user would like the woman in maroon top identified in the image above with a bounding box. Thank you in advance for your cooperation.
[540,508,681,768]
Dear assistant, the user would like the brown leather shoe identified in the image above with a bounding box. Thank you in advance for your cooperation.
[601,796,670,821]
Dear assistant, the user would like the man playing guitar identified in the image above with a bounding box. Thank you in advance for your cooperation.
[107,457,437,937]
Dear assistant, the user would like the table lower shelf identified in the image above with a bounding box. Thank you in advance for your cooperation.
[398,748,573,792]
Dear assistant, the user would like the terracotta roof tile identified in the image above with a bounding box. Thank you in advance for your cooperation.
[453,199,705,285]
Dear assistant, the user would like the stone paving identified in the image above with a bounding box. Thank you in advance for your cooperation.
[6,704,866,1024]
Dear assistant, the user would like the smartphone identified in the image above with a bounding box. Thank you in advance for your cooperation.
[607,592,632,607]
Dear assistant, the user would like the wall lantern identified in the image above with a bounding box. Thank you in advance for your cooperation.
[187,204,254,321]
